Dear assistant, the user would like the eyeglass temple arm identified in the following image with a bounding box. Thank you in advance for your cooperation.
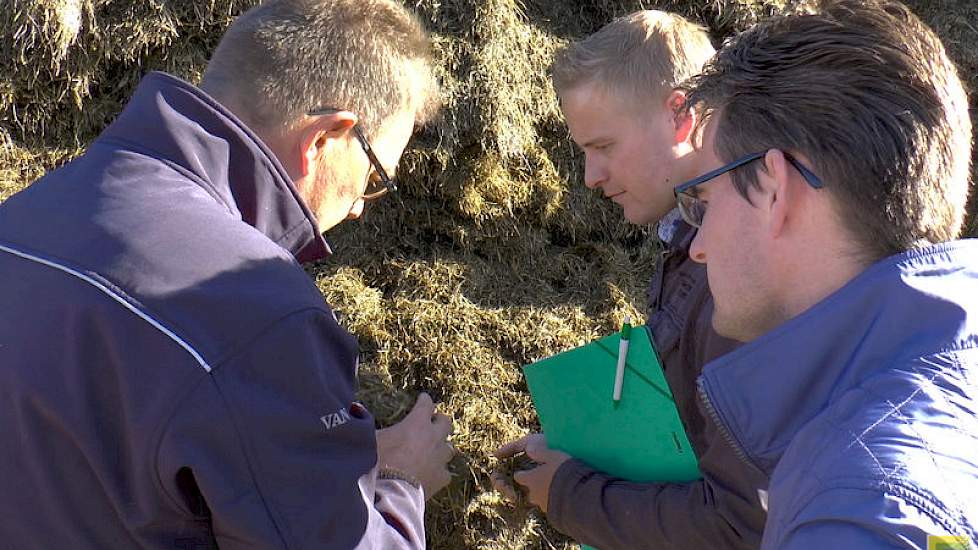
[783,153,824,189]
[351,126,397,193]
[307,108,398,194]
[674,152,765,195]
[673,151,823,195]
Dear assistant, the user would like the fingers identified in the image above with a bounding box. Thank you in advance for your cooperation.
[406,392,436,423]
[436,441,455,464]
[512,465,555,512]
[432,412,453,438]
[435,466,452,490]
[424,459,454,501]
[494,434,532,459]
[407,395,454,439]
[491,471,519,501]
[512,468,530,487]
[519,434,551,462]
[494,433,552,461]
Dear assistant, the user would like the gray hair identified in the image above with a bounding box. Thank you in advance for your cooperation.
[200,0,439,137]
[551,10,715,107]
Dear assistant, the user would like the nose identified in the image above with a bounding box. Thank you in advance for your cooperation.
[689,227,707,264]
[583,158,607,189]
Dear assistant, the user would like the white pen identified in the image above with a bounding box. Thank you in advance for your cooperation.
[613,315,632,402]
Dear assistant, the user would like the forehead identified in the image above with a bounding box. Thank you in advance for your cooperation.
[560,82,661,138]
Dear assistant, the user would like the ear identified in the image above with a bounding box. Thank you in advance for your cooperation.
[666,89,695,145]
[761,148,792,238]
[298,110,358,177]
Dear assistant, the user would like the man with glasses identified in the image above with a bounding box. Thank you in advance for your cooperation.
[672,0,977,547]
[0,0,453,548]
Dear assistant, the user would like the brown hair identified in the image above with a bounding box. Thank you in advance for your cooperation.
[682,0,972,261]
[200,0,439,137]
[551,10,715,107]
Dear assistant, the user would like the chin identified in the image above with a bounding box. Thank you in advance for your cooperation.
[711,312,752,343]
[622,209,656,226]
[626,203,674,226]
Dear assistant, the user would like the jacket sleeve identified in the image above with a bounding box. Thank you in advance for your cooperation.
[547,458,764,550]
[156,308,425,549]
[566,240,760,549]
[777,522,907,550]
[768,486,952,550]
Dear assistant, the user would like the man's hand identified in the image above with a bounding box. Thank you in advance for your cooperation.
[492,433,571,513]
[376,393,455,500]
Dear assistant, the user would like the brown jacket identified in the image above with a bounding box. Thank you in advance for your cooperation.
[547,219,768,550]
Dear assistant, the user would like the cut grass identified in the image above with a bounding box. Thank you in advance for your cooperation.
[2,1,975,547]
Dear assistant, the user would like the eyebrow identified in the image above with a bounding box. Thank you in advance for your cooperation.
[580,138,612,149]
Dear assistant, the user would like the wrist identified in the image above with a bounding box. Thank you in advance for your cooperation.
[378,466,422,490]
[547,458,589,529]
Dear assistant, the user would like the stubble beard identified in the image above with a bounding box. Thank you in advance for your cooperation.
[712,291,788,344]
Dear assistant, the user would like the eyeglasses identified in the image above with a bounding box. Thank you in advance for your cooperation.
[673,151,824,227]
[307,108,398,200]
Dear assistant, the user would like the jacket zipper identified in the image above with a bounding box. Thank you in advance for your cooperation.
[652,249,673,310]
[697,378,762,474]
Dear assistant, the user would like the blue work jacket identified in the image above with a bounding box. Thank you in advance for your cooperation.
[700,241,978,548]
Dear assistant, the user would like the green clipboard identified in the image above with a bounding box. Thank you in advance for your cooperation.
[522,326,701,550]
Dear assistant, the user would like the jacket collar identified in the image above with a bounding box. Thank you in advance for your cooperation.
[699,240,978,476]
[100,71,331,262]
[657,208,697,252]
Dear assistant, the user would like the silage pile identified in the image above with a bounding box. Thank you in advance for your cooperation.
[2,0,976,548]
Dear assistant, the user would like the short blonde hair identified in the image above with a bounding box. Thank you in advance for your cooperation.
[552,10,715,107]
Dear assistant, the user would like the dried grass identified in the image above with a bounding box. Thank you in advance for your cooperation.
[2,0,976,547]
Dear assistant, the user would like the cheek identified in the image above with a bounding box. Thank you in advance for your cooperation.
[614,144,643,173]
[325,164,361,201]
[585,154,606,176]
[713,213,768,301]
[625,146,669,190]
[700,202,741,276]
[307,169,329,209]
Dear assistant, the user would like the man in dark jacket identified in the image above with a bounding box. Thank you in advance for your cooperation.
[493,11,765,550]
[675,0,977,547]
[0,0,453,548]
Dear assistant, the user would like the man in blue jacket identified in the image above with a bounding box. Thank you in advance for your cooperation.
[0,0,453,548]
[672,0,977,547]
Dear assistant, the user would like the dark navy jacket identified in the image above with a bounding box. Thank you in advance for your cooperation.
[0,72,425,549]
[700,242,978,548]
[547,217,765,550]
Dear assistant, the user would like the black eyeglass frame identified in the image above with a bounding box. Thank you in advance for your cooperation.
[307,107,398,200]
[672,151,824,228]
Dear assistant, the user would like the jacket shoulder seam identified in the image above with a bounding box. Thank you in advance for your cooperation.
[166,307,349,548]
[154,372,294,548]
[207,305,333,371]
[783,475,972,540]
[0,241,213,372]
